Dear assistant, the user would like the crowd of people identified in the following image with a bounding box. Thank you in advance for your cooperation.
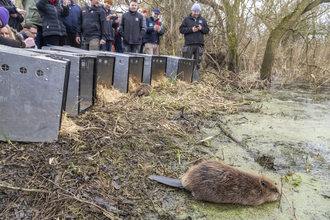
[0,0,209,81]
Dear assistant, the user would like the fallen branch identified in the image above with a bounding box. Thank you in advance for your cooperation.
[0,184,51,194]
[218,122,247,148]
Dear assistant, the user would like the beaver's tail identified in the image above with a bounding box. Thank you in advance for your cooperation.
[149,175,184,189]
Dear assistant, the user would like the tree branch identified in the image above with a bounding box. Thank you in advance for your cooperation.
[302,0,330,14]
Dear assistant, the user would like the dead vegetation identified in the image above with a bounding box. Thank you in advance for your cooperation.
[0,73,257,219]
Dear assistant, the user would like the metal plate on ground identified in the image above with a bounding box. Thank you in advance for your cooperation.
[28,49,96,115]
[163,56,194,82]
[0,45,70,142]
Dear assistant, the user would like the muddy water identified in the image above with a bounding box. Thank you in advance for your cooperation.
[171,86,330,219]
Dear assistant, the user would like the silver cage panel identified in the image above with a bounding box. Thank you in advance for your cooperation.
[46,46,144,93]
[0,45,70,142]
[128,53,167,84]
[163,56,195,82]
[28,49,96,115]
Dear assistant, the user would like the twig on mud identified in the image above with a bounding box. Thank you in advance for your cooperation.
[141,192,160,217]
[282,190,298,220]
[309,153,320,167]
[42,176,116,220]
[217,122,247,148]
[125,110,134,124]
[195,133,221,144]
[0,184,51,194]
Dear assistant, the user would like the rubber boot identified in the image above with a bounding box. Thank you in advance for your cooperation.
[192,68,200,82]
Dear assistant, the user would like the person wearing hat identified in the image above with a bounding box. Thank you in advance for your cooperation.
[142,8,164,55]
[179,3,209,82]
[119,0,146,53]
[0,7,35,47]
[0,0,24,32]
[60,0,81,48]
[100,0,118,51]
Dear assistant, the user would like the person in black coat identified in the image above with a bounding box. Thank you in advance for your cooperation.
[119,0,146,53]
[179,4,209,82]
[0,0,24,32]
[36,0,69,46]
[75,0,107,51]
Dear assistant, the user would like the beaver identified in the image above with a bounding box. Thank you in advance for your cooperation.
[135,83,152,96]
[149,160,281,206]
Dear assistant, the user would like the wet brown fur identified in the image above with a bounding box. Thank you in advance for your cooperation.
[181,161,281,206]
[135,83,152,96]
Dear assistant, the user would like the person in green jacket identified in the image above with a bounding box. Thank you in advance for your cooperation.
[22,0,46,48]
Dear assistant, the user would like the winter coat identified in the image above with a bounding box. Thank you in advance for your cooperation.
[76,4,107,41]
[0,0,24,31]
[22,0,42,26]
[179,13,209,46]
[119,8,146,45]
[0,35,25,47]
[60,0,80,33]
[101,6,117,41]
[142,16,164,45]
[36,0,69,37]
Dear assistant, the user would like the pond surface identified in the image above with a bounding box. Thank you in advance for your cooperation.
[167,85,330,219]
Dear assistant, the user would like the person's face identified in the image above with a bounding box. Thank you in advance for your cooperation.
[0,27,9,38]
[152,12,159,20]
[137,8,142,14]
[192,10,200,18]
[25,27,37,38]
[129,2,138,12]
[91,0,100,7]
[104,2,111,10]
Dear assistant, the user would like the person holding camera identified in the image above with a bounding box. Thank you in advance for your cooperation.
[179,4,209,82]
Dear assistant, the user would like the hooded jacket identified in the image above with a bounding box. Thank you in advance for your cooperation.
[119,8,146,45]
[142,16,164,45]
[0,0,24,31]
[179,13,209,46]
[60,0,80,34]
[76,4,107,41]
[36,0,69,37]
[22,0,42,26]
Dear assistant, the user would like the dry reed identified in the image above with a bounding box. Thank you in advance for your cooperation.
[96,82,122,107]
[60,112,83,136]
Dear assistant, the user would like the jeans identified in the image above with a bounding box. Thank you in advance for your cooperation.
[100,40,112,51]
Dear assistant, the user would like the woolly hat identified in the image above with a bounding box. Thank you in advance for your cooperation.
[104,0,113,4]
[0,7,9,28]
[191,4,201,11]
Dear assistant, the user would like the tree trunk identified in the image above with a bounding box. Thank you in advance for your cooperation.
[260,0,326,81]
[222,0,239,73]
